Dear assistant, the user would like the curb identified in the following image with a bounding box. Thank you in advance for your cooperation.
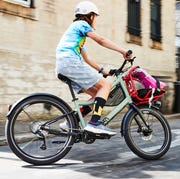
[0,136,7,146]
[165,113,180,119]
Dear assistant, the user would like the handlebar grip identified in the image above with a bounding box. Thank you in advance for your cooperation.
[103,69,117,78]
[126,50,133,57]
[109,69,117,75]
[103,74,108,78]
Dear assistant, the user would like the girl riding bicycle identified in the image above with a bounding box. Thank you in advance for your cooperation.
[56,1,132,135]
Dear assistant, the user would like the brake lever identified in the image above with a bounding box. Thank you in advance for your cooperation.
[129,56,136,65]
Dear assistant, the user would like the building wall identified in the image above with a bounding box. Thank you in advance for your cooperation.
[0,0,176,121]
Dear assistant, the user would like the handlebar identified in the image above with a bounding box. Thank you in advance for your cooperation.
[116,56,136,76]
[103,50,136,78]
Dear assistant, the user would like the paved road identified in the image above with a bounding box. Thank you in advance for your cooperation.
[0,117,180,179]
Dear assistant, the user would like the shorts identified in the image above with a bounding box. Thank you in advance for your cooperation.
[56,57,102,93]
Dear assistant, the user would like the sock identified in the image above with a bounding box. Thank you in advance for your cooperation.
[80,105,92,117]
[75,105,92,121]
[90,97,106,124]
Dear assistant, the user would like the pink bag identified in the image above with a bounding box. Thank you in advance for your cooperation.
[127,66,166,89]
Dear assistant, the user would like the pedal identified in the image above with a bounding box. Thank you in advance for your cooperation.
[85,131,112,139]
[95,133,112,139]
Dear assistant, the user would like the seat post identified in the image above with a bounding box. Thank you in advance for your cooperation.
[67,81,78,101]
[57,73,78,101]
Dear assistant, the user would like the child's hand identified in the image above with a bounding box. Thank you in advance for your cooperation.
[102,69,110,76]
[122,50,133,60]
[101,69,111,78]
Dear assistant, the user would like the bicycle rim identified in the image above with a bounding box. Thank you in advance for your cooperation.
[6,96,75,165]
[124,108,171,160]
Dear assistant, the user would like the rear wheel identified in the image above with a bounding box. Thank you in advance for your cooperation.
[124,107,171,160]
[6,95,76,165]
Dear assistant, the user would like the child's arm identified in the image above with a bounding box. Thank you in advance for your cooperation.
[81,50,109,76]
[86,31,131,60]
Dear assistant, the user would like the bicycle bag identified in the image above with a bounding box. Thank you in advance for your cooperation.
[129,66,165,89]
[124,66,166,105]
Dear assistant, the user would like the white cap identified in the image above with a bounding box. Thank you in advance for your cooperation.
[75,1,99,16]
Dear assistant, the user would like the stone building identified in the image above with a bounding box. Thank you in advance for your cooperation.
[0,0,176,121]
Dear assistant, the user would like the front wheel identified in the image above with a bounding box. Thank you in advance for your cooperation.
[6,94,76,165]
[124,107,171,160]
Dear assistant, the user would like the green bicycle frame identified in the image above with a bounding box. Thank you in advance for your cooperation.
[73,74,132,128]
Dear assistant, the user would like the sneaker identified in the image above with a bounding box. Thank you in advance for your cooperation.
[59,121,69,131]
[84,122,116,136]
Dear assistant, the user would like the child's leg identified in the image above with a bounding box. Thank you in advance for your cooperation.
[83,78,111,120]
[93,77,111,100]
[80,86,98,117]
[84,78,116,135]
[89,78,111,123]
[89,97,106,124]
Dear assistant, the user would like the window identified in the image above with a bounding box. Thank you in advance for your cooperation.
[0,0,36,20]
[128,0,141,36]
[150,0,161,42]
[4,0,34,8]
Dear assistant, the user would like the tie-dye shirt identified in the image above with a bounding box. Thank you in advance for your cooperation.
[56,20,93,60]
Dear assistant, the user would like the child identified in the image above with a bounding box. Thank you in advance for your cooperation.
[56,1,132,135]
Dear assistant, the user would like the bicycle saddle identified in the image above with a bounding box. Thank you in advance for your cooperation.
[58,74,72,84]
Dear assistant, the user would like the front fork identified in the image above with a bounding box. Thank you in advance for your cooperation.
[130,104,150,128]
[121,103,151,136]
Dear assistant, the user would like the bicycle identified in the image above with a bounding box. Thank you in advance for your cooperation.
[5,53,172,165]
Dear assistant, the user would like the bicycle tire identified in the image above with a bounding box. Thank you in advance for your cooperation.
[124,107,171,160]
[6,94,76,165]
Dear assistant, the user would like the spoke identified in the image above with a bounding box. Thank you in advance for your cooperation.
[22,108,35,121]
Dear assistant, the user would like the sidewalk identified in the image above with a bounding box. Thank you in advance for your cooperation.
[0,120,7,146]
[1,113,180,146]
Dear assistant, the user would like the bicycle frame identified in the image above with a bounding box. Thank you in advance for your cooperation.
[69,72,133,128]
